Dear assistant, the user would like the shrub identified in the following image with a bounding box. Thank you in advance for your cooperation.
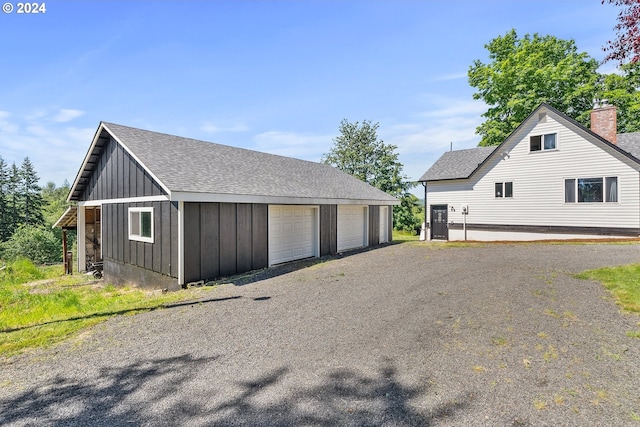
[1,226,61,264]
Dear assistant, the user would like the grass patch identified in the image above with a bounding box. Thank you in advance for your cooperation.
[392,230,420,242]
[0,259,216,357]
[575,264,640,314]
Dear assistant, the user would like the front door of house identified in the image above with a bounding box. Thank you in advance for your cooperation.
[431,205,448,240]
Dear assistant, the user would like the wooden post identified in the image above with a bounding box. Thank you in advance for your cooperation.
[62,229,68,274]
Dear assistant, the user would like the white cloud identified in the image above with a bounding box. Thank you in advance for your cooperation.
[200,122,249,133]
[0,110,94,185]
[432,71,468,82]
[383,97,487,183]
[0,111,19,134]
[252,130,333,161]
[52,109,85,123]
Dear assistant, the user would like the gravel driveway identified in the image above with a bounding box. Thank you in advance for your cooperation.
[1,241,640,426]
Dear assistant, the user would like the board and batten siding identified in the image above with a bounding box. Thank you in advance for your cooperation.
[82,136,166,201]
[102,200,179,285]
[427,113,640,238]
[182,202,269,283]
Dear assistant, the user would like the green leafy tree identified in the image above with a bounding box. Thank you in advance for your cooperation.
[322,119,418,231]
[599,62,640,133]
[1,225,61,264]
[393,193,423,234]
[41,180,71,226]
[469,29,600,146]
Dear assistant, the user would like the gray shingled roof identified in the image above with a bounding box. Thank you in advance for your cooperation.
[418,146,496,181]
[100,122,398,204]
[420,132,640,184]
[617,132,640,160]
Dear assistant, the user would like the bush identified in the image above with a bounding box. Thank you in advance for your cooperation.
[1,226,61,264]
[0,258,44,286]
[393,194,423,234]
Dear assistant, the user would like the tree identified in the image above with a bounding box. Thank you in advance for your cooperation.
[469,30,600,146]
[323,119,419,231]
[599,61,640,133]
[393,193,423,234]
[5,162,21,238]
[323,120,412,197]
[18,157,44,227]
[0,157,9,242]
[603,0,640,64]
[1,225,61,264]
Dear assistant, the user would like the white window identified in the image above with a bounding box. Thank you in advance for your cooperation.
[564,177,618,203]
[530,133,556,152]
[495,182,513,198]
[129,207,154,243]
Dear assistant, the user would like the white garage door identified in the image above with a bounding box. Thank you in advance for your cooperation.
[337,205,367,252]
[269,205,318,265]
[379,206,389,243]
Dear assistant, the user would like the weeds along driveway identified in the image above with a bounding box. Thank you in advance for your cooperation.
[1,242,640,426]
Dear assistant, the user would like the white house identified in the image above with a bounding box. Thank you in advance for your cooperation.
[418,103,640,241]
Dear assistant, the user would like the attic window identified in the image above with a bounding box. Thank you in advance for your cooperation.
[530,133,556,152]
[129,207,154,243]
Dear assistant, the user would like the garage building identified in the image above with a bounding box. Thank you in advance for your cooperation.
[62,122,398,289]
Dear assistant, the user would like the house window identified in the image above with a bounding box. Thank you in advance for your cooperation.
[530,133,556,152]
[495,182,513,198]
[564,177,618,203]
[129,207,154,243]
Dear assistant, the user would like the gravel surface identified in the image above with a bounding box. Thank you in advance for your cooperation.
[1,241,639,426]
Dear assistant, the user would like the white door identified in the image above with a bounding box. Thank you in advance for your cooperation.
[379,206,388,243]
[269,205,318,265]
[337,205,367,252]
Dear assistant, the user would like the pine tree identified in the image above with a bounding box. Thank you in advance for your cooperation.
[0,156,9,241]
[6,162,21,237]
[19,157,44,227]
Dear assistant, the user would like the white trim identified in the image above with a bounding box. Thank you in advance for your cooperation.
[77,207,86,271]
[79,195,169,206]
[178,201,185,285]
[171,191,399,206]
[68,122,172,202]
[128,207,154,243]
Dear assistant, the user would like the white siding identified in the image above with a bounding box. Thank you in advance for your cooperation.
[427,111,640,240]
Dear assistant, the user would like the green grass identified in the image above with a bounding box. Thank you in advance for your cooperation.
[575,264,640,314]
[0,259,216,357]
[392,230,420,242]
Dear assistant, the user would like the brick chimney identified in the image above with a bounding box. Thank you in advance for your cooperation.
[590,101,617,144]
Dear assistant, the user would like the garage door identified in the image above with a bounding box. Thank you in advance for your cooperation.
[269,205,318,265]
[379,206,389,243]
[337,205,367,252]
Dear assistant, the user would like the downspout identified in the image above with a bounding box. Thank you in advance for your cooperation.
[421,181,427,241]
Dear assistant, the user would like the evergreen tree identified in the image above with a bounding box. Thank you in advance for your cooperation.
[19,157,45,227]
[0,156,9,241]
[6,162,21,237]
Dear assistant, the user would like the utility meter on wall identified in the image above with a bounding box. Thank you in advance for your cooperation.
[461,206,468,215]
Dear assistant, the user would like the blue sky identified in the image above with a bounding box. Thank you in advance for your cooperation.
[0,0,621,194]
